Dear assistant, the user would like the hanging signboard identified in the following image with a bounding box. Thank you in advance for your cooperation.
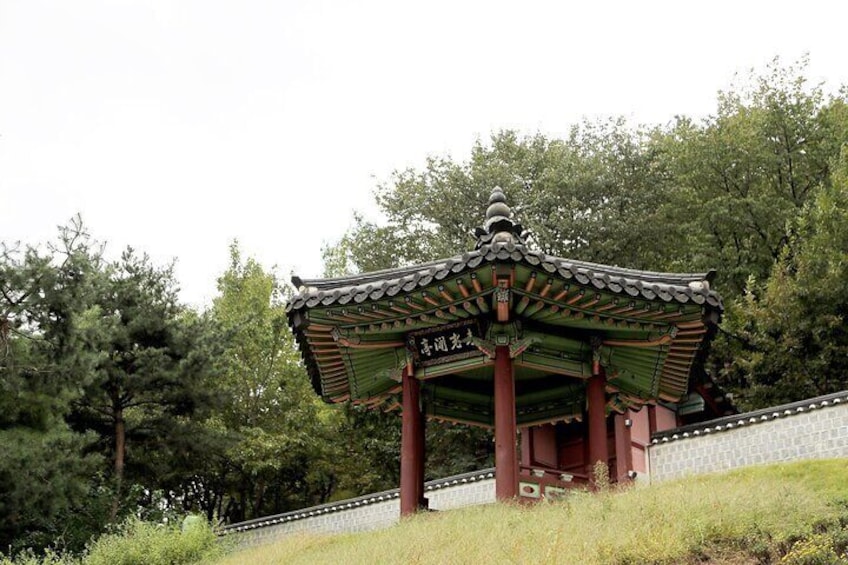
[406,319,484,367]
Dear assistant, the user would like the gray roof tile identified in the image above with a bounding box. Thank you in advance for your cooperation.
[287,241,723,313]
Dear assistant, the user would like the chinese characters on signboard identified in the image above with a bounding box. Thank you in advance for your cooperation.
[407,319,483,367]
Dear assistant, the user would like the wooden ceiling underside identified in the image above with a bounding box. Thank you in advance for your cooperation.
[291,261,717,428]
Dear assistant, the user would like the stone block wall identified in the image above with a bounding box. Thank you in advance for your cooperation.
[425,473,495,510]
[223,391,848,548]
[649,391,848,482]
[222,469,495,548]
[227,497,400,549]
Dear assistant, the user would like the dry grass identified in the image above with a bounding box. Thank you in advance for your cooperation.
[215,459,848,565]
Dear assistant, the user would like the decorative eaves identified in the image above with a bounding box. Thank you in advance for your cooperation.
[287,241,722,315]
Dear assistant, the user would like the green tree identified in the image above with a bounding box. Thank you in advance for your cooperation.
[659,57,848,294]
[65,248,216,521]
[326,406,401,499]
[722,148,848,408]
[326,124,672,275]
[206,244,329,522]
[0,427,102,554]
[0,219,106,553]
[322,405,494,501]
[1,219,104,429]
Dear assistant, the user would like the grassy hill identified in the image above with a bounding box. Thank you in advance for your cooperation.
[216,460,848,565]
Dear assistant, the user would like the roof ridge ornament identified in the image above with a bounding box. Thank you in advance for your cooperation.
[473,187,528,249]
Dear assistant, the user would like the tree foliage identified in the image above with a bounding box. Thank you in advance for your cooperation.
[0,219,107,553]
[659,56,848,294]
[66,248,217,521]
[722,148,848,408]
[324,122,673,274]
[1,223,222,552]
[184,244,337,524]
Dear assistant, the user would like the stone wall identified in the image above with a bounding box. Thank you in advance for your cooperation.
[425,471,495,511]
[649,391,848,482]
[221,469,495,548]
[221,390,848,548]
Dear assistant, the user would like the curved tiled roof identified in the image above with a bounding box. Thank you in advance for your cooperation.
[286,187,725,420]
[287,240,722,313]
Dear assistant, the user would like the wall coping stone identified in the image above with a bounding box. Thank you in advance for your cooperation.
[219,468,495,535]
[651,390,848,444]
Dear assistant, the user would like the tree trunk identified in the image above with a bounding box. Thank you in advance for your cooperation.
[252,478,266,517]
[109,404,125,522]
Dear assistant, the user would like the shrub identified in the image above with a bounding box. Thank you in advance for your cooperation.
[84,517,220,565]
[0,548,78,565]
[779,527,848,565]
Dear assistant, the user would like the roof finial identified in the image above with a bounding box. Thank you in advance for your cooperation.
[474,186,527,249]
[486,187,511,221]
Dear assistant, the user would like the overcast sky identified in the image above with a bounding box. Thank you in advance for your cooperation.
[2,0,847,307]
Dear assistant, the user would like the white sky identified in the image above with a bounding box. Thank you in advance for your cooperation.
[1,0,847,307]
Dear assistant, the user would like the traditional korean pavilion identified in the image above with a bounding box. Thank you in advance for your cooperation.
[287,188,724,515]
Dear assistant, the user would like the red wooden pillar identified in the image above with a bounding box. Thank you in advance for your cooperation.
[400,366,424,516]
[586,371,608,475]
[494,345,518,500]
[614,413,633,483]
[416,410,425,507]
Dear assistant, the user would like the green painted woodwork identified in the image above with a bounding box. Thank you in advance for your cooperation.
[300,261,713,427]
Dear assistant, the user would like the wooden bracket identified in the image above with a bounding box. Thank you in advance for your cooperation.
[468,336,497,359]
[590,335,603,376]
[509,336,542,359]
